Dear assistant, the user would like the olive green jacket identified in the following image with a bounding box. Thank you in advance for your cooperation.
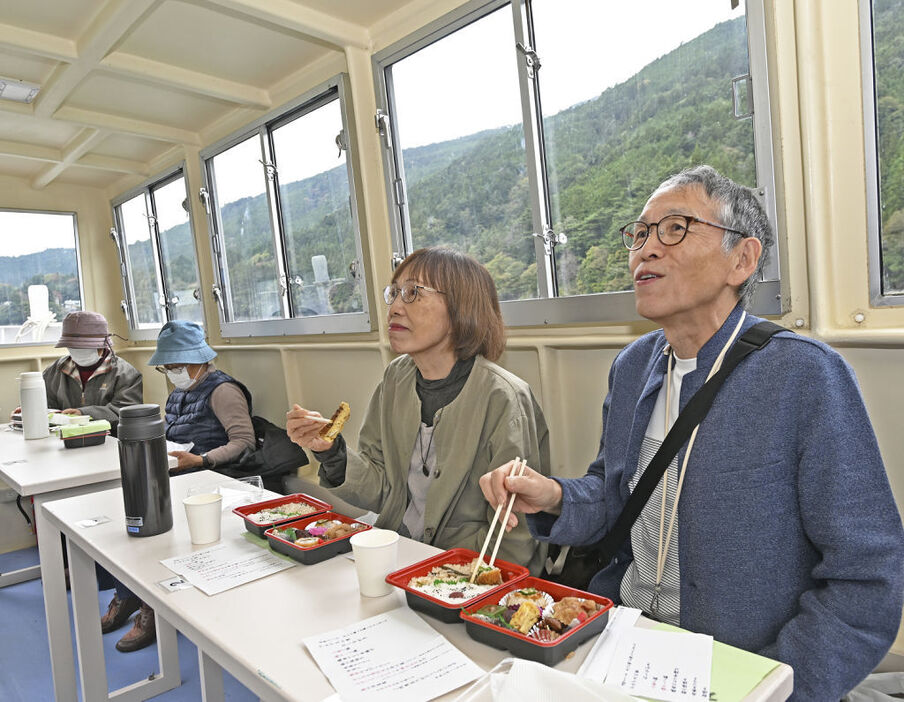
[320,355,550,574]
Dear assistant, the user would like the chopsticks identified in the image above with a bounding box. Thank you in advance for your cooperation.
[306,415,332,424]
[470,457,526,583]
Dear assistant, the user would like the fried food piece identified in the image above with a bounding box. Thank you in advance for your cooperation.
[549,596,599,625]
[319,401,350,441]
[509,602,541,634]
[475,566,503,586]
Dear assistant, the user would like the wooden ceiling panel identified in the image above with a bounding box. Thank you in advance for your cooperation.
[89,133,172,163]
[118,1,333,88]
[0,154,46,179]
[0,49,59,85]
[0,112,82,148]
[1,0,109,40]
[67,74,230,132]
[284,0,410,27]
[53,164,122,188]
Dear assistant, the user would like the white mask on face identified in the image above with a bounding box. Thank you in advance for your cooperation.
[165,367,197,390]
[68,348,101,367]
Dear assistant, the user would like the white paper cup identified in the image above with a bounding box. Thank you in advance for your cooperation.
[183,493,223,545]
[349,528,399,597]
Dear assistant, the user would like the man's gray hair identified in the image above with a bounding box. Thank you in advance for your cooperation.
[655,165,773,308]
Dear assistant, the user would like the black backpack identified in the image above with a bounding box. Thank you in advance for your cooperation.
[216,415,310,489]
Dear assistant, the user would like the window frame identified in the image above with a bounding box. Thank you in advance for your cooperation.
[200,74,371,338]
[373,0,782,325]
[111,164,201,340]
[0,207,84,347]
[859,0,904,307]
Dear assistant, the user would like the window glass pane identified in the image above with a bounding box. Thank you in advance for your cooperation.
[273,99,363,316]
[532,0,754,295]
[210,135,281,321]
[389,6,538,301]
[154,176,203,323]
[0,210,81,345]
[119,194,163,327]
[873,0,904,295]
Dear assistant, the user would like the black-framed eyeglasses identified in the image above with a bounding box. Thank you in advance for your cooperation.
[383,283,445,305]
[620,214,747,251]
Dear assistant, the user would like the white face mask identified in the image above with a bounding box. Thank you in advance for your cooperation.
[165,367,197,390]
[68,348,101,367]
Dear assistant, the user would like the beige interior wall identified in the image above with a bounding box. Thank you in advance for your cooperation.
[0,0,901,654]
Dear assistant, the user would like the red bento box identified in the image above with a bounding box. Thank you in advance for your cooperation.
[459,576,614,666]
[385,547,530,623]
[232,493,332,537]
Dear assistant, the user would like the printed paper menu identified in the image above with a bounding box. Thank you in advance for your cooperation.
[161,540,294,595]
[604,628,713,701]
[303,607,482,702]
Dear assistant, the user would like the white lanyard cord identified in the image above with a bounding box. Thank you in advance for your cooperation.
[651,311,747,615]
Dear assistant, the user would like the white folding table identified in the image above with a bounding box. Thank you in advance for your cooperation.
[39,470,793,702]
[0,426,123,702]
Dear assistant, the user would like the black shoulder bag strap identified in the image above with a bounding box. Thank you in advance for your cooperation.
[549,320,786,576]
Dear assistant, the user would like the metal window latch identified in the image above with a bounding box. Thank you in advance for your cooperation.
[211,285,222,303]
[731,74,753,119]
[168,295,180,306]
[391,252,405,269]
[193,289,201,301]
[533,227,567,255]
[258,159,277,181]
[348,259,360,280]
[119,300,128,316]
[144,214,157,228]
[199,187,211,215]
[375,109,393,150]
[109,227,118,243]
[516,42,542,77]
[335,129,348,157]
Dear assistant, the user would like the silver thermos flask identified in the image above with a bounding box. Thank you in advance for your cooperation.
[117,404,173,537]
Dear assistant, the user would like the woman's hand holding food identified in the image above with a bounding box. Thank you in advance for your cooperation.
[286,404,336,452]
[479,460,563,531]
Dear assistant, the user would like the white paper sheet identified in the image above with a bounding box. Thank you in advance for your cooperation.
[604,628,713,701]
[161,539,294,595]
[303,607,482,702]
[577,606,642,680]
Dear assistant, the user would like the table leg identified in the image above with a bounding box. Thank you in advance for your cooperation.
[198,649,225,702]
[34,493,78,702]
[68,537,110,701]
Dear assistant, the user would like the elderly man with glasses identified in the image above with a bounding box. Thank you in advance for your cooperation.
[480,165,904,700]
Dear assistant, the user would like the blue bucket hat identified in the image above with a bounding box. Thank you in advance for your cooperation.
[147,321,217,366]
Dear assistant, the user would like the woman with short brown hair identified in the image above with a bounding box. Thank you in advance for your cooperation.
[287,247,549,573]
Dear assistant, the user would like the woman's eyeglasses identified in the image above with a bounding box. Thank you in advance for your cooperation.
[383,283,445,305]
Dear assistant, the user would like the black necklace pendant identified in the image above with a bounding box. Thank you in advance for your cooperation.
[422,462,430,477]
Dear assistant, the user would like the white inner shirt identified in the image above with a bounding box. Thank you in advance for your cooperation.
[619,353,697,624]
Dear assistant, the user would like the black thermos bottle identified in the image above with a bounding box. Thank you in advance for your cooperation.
[117,404,173,537]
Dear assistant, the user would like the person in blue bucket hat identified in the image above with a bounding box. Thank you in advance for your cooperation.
[104,321,257,653]
[148,320,255,473]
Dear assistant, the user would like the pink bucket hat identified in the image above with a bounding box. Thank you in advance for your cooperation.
[55,311,110,349]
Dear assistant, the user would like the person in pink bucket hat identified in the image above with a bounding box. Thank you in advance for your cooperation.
[42,310,143,427]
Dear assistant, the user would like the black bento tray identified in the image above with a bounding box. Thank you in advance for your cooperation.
[459,576,613,666]
[265,512,371,565]
[232,493,332,537]
[385,548,530,624]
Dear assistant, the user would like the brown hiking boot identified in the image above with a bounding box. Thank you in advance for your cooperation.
[115,603,156,652]
[100,594,141,634]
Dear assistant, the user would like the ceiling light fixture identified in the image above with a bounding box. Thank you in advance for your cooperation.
[0,77,41,104]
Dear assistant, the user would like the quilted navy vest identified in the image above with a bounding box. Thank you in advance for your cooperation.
[165,369,252,454]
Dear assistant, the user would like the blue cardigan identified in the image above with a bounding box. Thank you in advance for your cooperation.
[529,305,904,700]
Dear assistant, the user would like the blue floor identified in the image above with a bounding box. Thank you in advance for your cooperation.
[0,547,258,701]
